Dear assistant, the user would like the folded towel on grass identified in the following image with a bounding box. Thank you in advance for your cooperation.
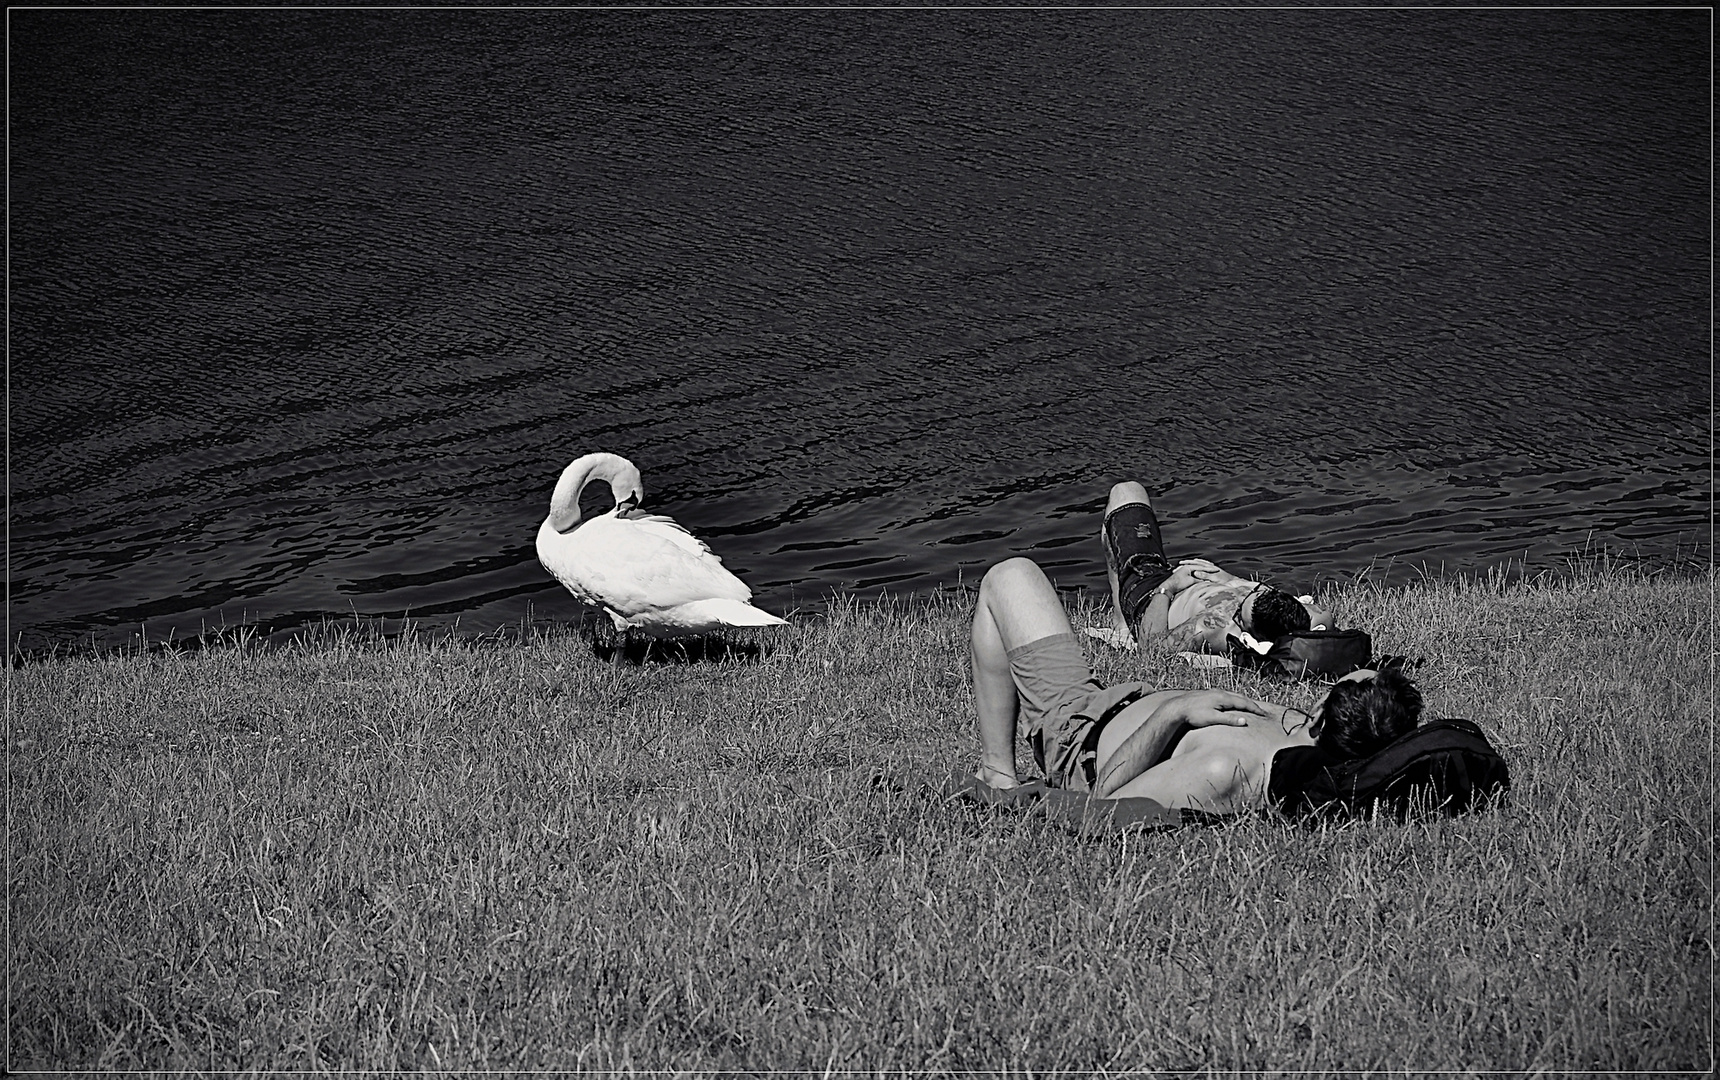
[1083,626,1235,670]
[1176,651,1234,669]
[1082,625,1137,651]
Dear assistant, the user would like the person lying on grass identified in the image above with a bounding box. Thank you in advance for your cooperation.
[1095,480,1333,654]
[972,555,1422,810]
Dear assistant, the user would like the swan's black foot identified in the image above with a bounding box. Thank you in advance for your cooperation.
[586,628,770,665]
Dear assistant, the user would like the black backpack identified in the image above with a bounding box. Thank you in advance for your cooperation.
[1228,627,1377,680]
[1268,719,1512,822]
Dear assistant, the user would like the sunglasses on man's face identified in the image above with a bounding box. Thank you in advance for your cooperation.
[1234,584,1268,631]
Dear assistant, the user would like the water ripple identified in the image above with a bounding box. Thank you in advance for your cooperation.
[8,9,1708,653]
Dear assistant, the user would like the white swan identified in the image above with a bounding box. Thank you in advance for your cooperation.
[534,452,787,638]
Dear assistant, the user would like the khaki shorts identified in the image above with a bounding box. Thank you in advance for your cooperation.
[1008,633,1148,792]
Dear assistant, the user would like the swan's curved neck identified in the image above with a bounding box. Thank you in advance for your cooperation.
[547,453,643,533]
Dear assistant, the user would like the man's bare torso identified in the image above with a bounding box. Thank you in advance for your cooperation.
[1165,579,1259,652]
[1098,689,1315,812]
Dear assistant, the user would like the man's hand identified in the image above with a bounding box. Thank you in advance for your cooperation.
[1163,558,1222,592]
[1093,688,1279,798]
[1303,602,1334,631]
[1173,689,1276,729]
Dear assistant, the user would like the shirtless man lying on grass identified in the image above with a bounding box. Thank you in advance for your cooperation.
[971,555,1422,811]
[1096,481,1333,655]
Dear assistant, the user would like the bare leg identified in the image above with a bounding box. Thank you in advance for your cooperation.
[1104,482,1152,640]
[971,557,1077,788]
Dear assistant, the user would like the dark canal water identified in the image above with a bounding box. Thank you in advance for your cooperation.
[8,9,1710,654]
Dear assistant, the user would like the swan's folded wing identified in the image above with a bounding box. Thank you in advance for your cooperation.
[624,513,717,561]
[578,516,753,616]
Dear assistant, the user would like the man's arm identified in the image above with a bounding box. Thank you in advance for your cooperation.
[1093,690,1273,797]
[1162,613,1230,654]
[1132,584,1174,640]
[1105,747,1257,814]
[1132,559,1227,646]
[1156,598,1249,654]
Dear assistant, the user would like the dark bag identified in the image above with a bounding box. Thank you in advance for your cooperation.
[1268,719,1512,822]
[1229,628,1375,679]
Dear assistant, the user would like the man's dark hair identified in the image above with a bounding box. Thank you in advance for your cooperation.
[1314,668,1424,760]
[1250,589,1311,642]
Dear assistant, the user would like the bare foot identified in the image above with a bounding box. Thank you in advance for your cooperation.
[975,763,1019,790]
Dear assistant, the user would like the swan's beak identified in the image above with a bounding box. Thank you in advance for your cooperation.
[616,495,640,515]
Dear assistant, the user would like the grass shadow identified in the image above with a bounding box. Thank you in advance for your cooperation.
[586,627,774,666]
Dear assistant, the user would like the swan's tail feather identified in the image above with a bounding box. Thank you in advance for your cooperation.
[678,598,788,629]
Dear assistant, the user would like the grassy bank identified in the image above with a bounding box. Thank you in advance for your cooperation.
[8,565,1711,1072]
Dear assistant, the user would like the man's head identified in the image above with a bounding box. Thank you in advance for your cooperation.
[1311,668,1423,760]
[1246,588,1312,643]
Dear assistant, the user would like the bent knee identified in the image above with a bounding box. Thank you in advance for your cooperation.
[981,557,1046,595]
[1106,481,1150,512]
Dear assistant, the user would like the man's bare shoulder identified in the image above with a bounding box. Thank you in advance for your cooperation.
[1154,719,1311,812]
[1171,712,1312,762]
